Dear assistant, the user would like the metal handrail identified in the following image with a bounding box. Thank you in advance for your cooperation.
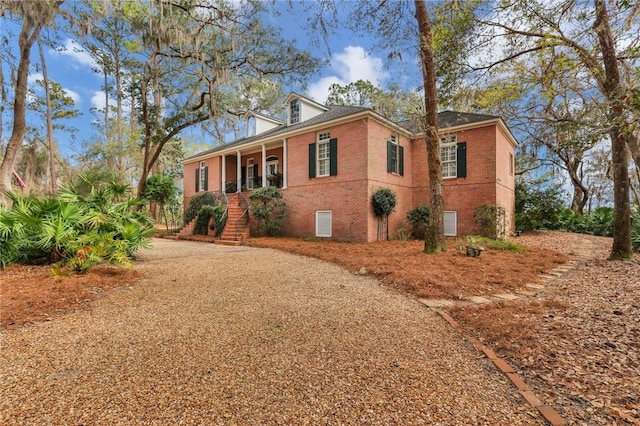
[233,191,250,241]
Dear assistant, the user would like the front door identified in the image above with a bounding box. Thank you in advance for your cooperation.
[247,158,255,190]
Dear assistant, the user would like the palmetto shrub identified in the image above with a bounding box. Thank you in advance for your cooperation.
[0,179,153,271]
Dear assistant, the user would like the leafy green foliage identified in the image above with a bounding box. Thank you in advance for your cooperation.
[184,192,221,225]
[372,188,397,217]
[470,236,525,252]
[406,205,430,239]
[193,204,226,236]
[0,180,153,271]
[550,207,613,237]
[141,174,176,206]
[249,187,286,237]
[473,203,506,239]
[515,179,565,231]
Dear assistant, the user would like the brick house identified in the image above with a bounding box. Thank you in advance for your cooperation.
[181,93,517,243]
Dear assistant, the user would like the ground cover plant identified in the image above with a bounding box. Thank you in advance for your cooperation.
[0,179,154,271]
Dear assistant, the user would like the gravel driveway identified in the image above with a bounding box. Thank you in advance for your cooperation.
[1,238,542,425]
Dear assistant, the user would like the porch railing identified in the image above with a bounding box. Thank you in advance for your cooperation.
[224,174,283,193]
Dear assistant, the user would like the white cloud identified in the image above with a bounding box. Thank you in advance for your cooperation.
[91,90,109,110]
[63,88,81,105]
[52,38,97,70]
[27,72,44,85]
[308,46,388,103]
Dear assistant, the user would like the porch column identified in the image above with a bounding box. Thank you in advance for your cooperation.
[261,144,267,188]
[221,154,226,192]
[236,151,242,192]
[282,138,288,189]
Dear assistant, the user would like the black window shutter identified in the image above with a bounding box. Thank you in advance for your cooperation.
[387,141,393,173]
[329,138,338,176]
[399,146,404,176]
[308,143,316,178]
[253,164,259,187]
[457,142,467,178]
[203,166,209,191]
[241,166,246,188]
[195,168,200,192]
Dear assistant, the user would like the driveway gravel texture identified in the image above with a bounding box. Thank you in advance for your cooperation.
[0,238,542,425]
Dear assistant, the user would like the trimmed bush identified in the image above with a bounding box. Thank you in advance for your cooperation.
[249,187,287,236]
[406,205,430,239]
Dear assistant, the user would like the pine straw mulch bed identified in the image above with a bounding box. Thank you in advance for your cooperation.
[248,232,639,425]
[2,232,638,424]
[246,237,568,299]
[0,264,141,328]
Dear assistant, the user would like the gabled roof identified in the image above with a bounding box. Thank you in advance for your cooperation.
[283,92,328,111]
[242,110,284,125]
[397,111,500,133]
[183,105,368,162]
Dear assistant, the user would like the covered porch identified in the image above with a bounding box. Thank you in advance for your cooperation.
[219,140,288,194]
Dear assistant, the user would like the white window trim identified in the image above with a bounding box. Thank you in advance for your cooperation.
[317,132,331,177]
[390,133,400,175]
[440,135,457,179]
[246,158,254,190]
[316,210,332,237]
[290,99,300,124]
[199,161,206,192]
[444,211,457,236]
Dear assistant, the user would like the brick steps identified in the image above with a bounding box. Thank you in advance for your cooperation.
[177,193,250,244]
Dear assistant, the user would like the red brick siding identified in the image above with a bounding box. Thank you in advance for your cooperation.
[280,119,370,241]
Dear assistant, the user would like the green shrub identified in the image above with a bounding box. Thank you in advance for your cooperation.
[184,192,219,225]
[372,188,397,217]
[0,181,153,271]
[406,205,430,239]
[473,203,506,239]
[193,204,226,236]
[249,187,287,236]
[515,179,564,231]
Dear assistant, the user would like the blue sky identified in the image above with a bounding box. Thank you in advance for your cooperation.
[2,2,422,159]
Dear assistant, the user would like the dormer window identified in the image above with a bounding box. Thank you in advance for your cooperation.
[290,99,300,124]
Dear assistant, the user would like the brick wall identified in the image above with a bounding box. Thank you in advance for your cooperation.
[280,119,370,241]
[183,115,516,241]
[410,124,515,236]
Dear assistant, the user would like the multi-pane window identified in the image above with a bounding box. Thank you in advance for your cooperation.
[247,158,254,190]
[317,132,331,176]
[440,135,457,178]
[199,161,206,191]
[290,99,300,124]
[389,134,399,174]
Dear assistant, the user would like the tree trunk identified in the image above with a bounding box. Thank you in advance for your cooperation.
[414,0,446,253]
[594,0,632,259]
[38,38,57,195]
[0,18,43,205]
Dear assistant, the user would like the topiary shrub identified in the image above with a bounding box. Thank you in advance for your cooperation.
[406,205,430,239]
[473,203,506,239]
[372,188,397,240]
[249,187,287,236]
[372,188,397,217]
